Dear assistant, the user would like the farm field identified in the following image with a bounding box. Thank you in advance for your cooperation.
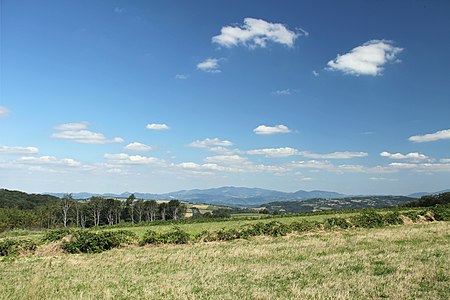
[0,221,449,299]
[1,208,421,241]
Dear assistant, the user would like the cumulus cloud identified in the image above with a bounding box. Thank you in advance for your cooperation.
[212,18,300,49]
[124,142,153,152]
[327,40,403,76]
[380,151,429,161]
[253,124,291,135]
[0,106,10,117]
[247,147,300,157]
[52,122,124,144]
[312,70,319,76]
[19,156,81,167]
[440,158,450,163]
[301,151,368,159]
[146,123,170,130]
[197,58,221,73]
[408,129,450,143]
[175,74,188,80]
[0,145,39,155]
[188,138,233,148]
[104,153,165,165]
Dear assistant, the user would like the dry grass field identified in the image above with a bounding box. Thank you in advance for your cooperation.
[1,222,448,299]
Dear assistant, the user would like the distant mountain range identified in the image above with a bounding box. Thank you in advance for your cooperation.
[407,189,450,198]
[48,186,347,206]
[45,186,449,207]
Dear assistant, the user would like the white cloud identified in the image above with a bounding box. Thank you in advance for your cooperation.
[312,70,319,76]
[124,142,153,152]
[389,162,450,172]
[212,18,300,49]
[114,7,124,14]
[175,74,188,80]
[0,106,10,117]
[408,129,450,143]
[440,158,450,163]
[369,177,398,181]
[52,122,124,144]
[146,123,170,130]
[188,138,233,148]
[327,40,403,76]
[0,146,39,155]
[54,122,89,131]
[291,160,394,174]
[204,155,249,165]
[19,156,81,167]
[301,151,368,159]
[197,58,221,73]
[380,151,429,161]
[104,153,166,165]
[253,124,291,135]
[247,147,299,157]
[272,89,292,96]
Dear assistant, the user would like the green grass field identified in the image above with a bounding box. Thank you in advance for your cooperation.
[1,219,449,299]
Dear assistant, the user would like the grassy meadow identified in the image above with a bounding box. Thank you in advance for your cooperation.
[1,217,449,299]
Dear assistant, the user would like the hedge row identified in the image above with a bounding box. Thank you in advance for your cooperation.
[0,239,37,256]
[2,205,449,256]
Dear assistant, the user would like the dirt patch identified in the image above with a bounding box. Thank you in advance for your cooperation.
[399,215,414,225]
[34,242,65,257]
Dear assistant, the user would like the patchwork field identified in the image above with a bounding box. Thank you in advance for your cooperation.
[1,220,449,299]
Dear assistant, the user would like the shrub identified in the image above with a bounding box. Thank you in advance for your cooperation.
[42,228,73,243]
[62,230,136,254]
[290,220,320,232]
[351,211,384,228]
[429,205,450,221]
[140,230,161,245]
[323,217,352,229]
[194,230,218,242]
[0,239,37,256]
[263,221,291,237]
[216,228,241,241]
[140,227,190,245]
[159,227,190,244]
[382,212,403,225]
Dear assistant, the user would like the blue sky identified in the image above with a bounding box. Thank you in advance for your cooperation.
[1,0,449,195]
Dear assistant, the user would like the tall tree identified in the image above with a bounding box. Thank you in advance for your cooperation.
[159,202,168,221]
[61,194,73,227]
[168,200,181,220]
[134,199,145,223]
[126,194,136,224]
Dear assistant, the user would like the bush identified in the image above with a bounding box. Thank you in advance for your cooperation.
[323,217,352,229]
[263,221,291,237]
[429,205,450,221]
[351,211,384,228]
[140,227,190,245]
[0,239,37,256]
[159,227,190,244]
[382,212,403,225]
[42,228,73,243]
[216,228,241,241]
[62,230,136,254]
[290,220,320,232]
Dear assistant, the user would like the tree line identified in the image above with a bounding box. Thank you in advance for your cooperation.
[0,191,186,231]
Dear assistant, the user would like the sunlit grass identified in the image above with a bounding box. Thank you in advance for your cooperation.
[1,222,448,299]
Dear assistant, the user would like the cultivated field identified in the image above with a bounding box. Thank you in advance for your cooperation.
[1,220,449,299]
